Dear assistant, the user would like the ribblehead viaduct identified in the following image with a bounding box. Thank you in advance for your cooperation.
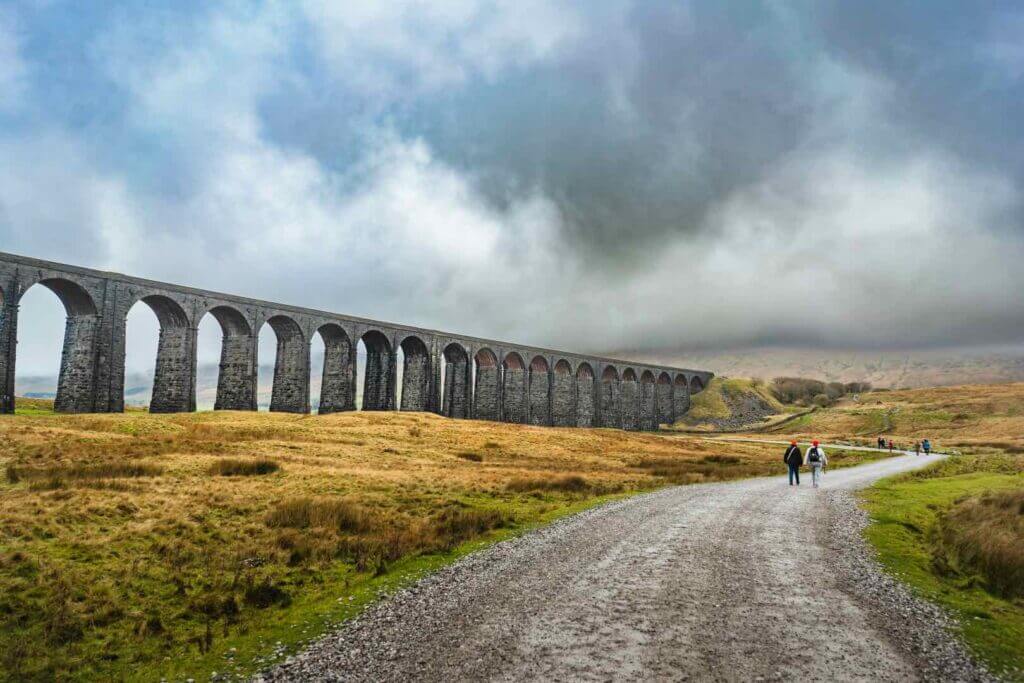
[0,252,711,431]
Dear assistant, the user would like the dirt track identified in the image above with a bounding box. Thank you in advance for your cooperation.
[262,453,989,682]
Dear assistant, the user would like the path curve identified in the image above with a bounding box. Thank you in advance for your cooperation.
[261,454,989,682]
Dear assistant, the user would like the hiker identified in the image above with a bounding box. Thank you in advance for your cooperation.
[877,436,885,449]
[784,440,803,486]
[807,440,828,488]
[888,439,895,453]
[922,438,931,455]
[914,441,921,456]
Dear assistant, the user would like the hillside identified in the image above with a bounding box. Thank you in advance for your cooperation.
[671,378,796,431]
[628,346,1024,389]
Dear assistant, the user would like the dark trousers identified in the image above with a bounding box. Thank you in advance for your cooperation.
[788,464,800,485]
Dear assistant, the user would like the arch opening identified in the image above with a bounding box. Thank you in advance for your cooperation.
[126,295,193,414]
[359,330,393,411]
[198,305,254,411]
[655,371,673,425]
[473,348,499,420]
[528,355,551,426]
[399,335,431,412]
[672,373,691,421]
[315,323,354,414]
[551,359,575,427]
[575,362,595,427]
[639,370,657,431]
[263,315,309,413]
[443,343,470,419]
[10,279,100,413]
[501,352,527,424]
[621,368,639,431]
[599,365,621,428]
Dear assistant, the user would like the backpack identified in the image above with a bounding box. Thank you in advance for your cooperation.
[808,447,821,463]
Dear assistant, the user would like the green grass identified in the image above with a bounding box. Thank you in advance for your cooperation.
[862,457,1024,679]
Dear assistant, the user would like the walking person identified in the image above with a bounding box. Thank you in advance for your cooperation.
[922,438,931,456]
[877,436,885,449]
[807,440,828,488]
[914,441,921,456]
[784,440,803,486]
[888,439,895,453]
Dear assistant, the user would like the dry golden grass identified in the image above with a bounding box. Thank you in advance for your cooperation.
[934,488,1024,600]
[0,405,795,681]
[772,382,1024,453]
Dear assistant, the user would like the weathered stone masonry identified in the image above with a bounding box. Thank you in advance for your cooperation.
[0,252,711,431]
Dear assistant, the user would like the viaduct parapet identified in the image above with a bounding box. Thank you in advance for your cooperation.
[0,252,712,431]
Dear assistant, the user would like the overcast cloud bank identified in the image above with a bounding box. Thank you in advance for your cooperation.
[2,2,1023,376]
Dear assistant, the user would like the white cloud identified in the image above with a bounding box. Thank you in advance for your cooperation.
[299,0,582,98]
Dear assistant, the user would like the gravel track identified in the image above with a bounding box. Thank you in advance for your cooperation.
[260,454,993,682]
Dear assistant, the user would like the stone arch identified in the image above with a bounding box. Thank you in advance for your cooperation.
[621,368,639,431]
[360,330,394,411]
[473,348,499,420]
[552,359,575,427]
[501,352,527,424]
[673,373,690,421]
[129,294,193,413]
[690,375,705,394]
[261,315,309,413]
[442,342,470,419]
[14,278,101,413]
[200,305,256,412]
[576,362,595,427]
[600,365,621,428]
[639,370,656,431]
[316,323,354,414]
[399,335,431,412]
[655,372,672,425]
[528,355,551,426]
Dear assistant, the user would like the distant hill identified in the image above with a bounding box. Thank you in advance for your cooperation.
[624,346,1024,389]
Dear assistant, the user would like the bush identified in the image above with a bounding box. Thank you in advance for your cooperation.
[207,458,279,476]
[771,377,827,404]
[812,393,832,408]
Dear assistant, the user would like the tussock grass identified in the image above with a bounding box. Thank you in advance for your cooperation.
[207,458,280,476]
[7,462,163,483]
[934,489,1024,599]
[456,451,484,462]
[506,474,590,493]
[267,498,374,533]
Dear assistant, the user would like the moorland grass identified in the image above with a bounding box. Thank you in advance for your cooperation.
[862,453,1024,678]
[0,403,793,682]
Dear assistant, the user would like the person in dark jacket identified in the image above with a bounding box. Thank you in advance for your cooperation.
[784,440,803,486]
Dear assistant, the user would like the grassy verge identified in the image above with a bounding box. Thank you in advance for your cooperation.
[861,454,1024,679]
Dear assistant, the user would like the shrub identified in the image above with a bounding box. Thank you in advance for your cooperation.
[812,393,832,408]
[207,458,279,476]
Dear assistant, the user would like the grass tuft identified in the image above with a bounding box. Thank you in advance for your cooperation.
[207,458,280,476]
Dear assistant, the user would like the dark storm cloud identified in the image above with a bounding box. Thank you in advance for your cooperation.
[2,0,1023,377]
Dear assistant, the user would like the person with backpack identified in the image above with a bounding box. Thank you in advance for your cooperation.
[914,441,921,456]
[888,439,895,453]
[807,440,828,488]
[877,436,886,449]
[922,438,931,455]
[784,440,803,485]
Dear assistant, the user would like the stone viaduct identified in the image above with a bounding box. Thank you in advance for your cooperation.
[0,252,712,431]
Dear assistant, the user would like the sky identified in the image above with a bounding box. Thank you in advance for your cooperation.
[2,1,1024,379]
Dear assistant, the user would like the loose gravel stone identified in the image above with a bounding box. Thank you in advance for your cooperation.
[257,454,995,682]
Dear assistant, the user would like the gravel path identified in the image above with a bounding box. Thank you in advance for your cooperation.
[259,454,992,682]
